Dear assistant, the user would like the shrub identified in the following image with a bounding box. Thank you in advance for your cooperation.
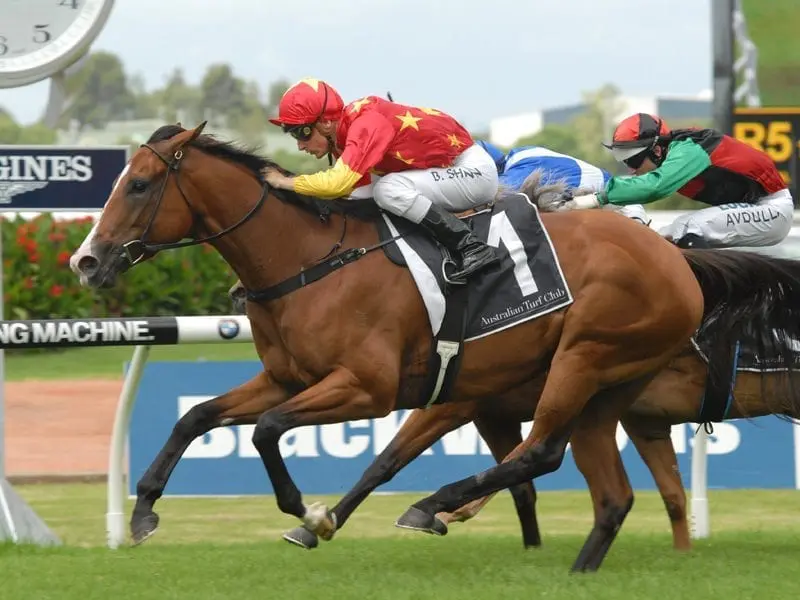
[2,214,239,321]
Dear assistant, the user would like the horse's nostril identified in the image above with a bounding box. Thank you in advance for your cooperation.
[77,255,100,276]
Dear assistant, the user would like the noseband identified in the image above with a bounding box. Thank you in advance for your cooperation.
[121,144,269,265]
[120,141,398,305]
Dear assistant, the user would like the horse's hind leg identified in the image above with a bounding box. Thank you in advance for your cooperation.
[433,414,541,549]
[399,348,601,534]
[567,379,655,572]
[401,351,655,573]
[130,372,289,545]
[622,415,691,551]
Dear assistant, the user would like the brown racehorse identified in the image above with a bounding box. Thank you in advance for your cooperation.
[281,339,800,554]
[226,285,693,552]
[68,122,800,572]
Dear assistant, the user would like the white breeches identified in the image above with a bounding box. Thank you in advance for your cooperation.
[362,144,499,224]
[658,188,794,247]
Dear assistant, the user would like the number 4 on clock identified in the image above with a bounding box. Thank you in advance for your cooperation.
[60,0,78,8]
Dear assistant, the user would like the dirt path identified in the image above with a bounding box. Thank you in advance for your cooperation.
[3,379,123,477]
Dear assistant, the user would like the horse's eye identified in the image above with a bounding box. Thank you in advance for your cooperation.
[131,179,148,194]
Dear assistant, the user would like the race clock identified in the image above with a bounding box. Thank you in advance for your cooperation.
[0,0,115,89]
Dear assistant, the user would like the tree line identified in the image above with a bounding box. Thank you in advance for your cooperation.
[0,51,290,143]
[0,53,707,206]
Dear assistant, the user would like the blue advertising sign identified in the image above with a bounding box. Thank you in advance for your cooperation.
[0,145,128,211]
[129,362,800,497]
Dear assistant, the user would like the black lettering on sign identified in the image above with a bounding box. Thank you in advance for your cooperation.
[0,317,179,349]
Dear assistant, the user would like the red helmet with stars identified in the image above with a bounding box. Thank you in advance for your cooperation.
[602,113,671,162]
[268,78,344,128]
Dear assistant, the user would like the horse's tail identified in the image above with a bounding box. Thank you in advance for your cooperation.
[682,248,800,418]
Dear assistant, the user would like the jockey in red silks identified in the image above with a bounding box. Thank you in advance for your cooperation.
[262,78,501,282]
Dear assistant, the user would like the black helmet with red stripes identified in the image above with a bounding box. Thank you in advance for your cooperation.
[603,113,671,167]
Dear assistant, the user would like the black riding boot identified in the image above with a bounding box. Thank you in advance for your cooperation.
[418,205,499,283]
[675,233,710,249]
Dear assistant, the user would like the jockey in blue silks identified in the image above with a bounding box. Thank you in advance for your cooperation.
[476,140,650,225]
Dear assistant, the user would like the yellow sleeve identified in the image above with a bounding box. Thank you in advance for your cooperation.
[293,159,363,199]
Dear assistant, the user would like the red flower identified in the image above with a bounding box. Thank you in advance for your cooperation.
[57,251,72,266]
[49,285,64,298]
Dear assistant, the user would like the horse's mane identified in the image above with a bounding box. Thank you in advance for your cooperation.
[516,168,595,209]
[147,124,381,222]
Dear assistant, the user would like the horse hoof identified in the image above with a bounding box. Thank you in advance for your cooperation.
[523,529,543,549]
[395,506,448,536]
[130,512,160,546]
[303,502,337,541]
[282,526,319,550]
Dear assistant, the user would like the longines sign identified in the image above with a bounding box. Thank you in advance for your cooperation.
[0,145,128,210]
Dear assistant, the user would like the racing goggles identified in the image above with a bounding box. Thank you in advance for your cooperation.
[282,123,316,142]
[622,150,649,170]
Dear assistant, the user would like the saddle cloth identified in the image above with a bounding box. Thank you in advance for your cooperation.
[691,328,800,422]
[376,191,573,342]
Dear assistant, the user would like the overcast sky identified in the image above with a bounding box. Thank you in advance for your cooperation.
[0,0,713,130]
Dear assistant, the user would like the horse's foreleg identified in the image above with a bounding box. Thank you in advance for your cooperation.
[251,366,396,540]
[130,371,289,545]
[622,414,691,551]
[434,415,541,549]
[282,402,477,549]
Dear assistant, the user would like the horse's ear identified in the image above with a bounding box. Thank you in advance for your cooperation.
[172,121,207,154]
[187,120,208,143]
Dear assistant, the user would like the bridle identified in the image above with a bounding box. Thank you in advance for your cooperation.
[120,140,269,266]
[115,130,403,304]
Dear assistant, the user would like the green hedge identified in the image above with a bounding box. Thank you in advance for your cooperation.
[3,214,238,321]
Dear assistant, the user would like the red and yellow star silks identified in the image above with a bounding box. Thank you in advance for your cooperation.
[293,96,474,199]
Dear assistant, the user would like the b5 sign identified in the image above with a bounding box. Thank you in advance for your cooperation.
[129,362,800,497]
[733,107,800,198]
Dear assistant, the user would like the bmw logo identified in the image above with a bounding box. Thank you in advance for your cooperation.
[217,318,240,340]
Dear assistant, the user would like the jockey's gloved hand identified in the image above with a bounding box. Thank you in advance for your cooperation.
[538,190,601,212]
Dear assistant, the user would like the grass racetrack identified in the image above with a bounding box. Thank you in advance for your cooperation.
[4,483,800,599]
[4,343,257,381]
[4,345,800,597]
